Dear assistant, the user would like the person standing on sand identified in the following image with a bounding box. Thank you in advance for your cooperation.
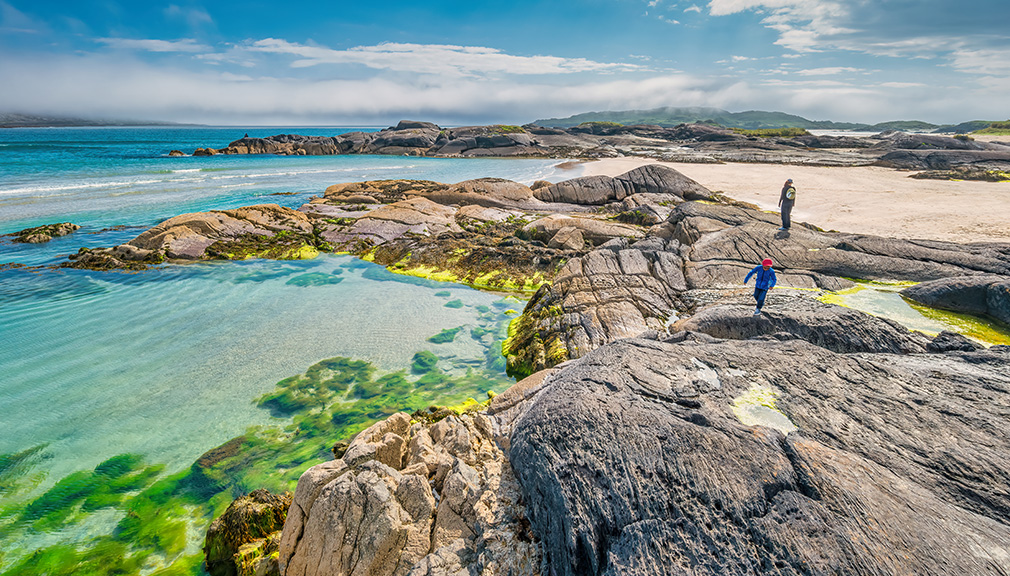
[778,178,796,230]
[744,258,777,315]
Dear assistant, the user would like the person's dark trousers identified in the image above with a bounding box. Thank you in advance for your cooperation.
[780,199,794,229]
[754,288,768,310]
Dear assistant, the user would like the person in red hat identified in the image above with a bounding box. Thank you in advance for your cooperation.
[744,258,777,315]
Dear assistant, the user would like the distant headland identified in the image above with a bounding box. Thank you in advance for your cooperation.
[0,112,195,128]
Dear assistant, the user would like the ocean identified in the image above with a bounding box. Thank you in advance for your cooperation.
[0,127,569,574]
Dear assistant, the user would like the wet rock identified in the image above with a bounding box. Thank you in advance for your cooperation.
[204,489,292,576]
[168,150,185,157]
[509,337,1010,576]
[8,222,80,243]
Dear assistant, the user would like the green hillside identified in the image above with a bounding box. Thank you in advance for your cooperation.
[865,120,939,132]
[533,107,869,130]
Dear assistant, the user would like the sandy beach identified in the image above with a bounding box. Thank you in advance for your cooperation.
[576,158,1010,244]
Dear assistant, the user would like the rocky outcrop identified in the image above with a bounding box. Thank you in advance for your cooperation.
[188,120,1010,167]
[502,199,1010,375]
[278,411,541,576]
[63,205,322,270]
[672,296,930,354]
[508,337,1010,576]
[901,275,1010,324]
[533,164,714,205]
[204,489,291,576]
[7,222,80,243]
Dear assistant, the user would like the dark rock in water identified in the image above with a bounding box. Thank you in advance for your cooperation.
[9,222,80,243]
[168,149,185,157]
[204,488,291,576]
[902,275,1010,325]
[509,337,1010,576]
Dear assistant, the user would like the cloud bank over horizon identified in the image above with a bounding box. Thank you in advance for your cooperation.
[1,0,1007,125]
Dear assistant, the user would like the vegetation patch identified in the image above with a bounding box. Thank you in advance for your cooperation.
[444,299,464,309]
[730,127,809,138]
[285,272,345,287]
[206,231,320,261]
[0,340,515,576]
[428,326,464,344]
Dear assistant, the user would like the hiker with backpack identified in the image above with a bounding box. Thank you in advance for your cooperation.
[778,178,796,230]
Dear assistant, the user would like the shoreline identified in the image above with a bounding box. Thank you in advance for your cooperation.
[576,158,1010,244]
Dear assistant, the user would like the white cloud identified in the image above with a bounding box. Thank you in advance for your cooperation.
[685,5,703,13]
[1,51,1001,125]
[97,38,211,53]
[245,39,643,76]
[950,47,1010,76]
[795,66,860,76]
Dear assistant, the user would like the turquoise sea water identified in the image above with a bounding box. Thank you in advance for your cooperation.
[0,127,565,573]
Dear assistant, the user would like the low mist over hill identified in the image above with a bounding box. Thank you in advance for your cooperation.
[533,107,995,133]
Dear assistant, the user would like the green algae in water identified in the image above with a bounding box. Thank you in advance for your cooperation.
[428,326,463,344]
[444,299,464,309]
[0,349,515,576]
[434,291,451,298]
[731,384,797,434]
[285,272,345,287]
[818,285,1010,346]
[411,351,439,374]
[905,300,1010,345]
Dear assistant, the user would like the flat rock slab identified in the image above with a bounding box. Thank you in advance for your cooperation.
[509,337,1010,576]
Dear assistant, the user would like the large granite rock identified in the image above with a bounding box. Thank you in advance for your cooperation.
[901,275,1010,324]
[533,165,714,205]
[509,337,1010,576]
[278,411,540,576]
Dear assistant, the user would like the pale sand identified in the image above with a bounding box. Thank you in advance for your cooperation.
[577,158,1010,244]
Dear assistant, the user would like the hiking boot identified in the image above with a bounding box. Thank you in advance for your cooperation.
[753,308,761,315]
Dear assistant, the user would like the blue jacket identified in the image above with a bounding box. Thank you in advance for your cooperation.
[744,266,777,290]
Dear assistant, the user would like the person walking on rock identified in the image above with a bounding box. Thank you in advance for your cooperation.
[744,258,777,315]
[778,178,796,230]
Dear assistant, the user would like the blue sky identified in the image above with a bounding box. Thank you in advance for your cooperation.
[1,0,1008,125]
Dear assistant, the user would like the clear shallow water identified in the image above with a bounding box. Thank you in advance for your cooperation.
[0,126,568,266]
[0,127,553,572]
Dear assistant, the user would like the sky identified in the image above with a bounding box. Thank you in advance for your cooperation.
[1,0,1008,125]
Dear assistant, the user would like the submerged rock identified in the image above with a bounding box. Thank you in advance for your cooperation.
[8,222,80,243]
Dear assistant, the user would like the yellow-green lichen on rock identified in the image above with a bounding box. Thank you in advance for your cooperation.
[731,384,797,434]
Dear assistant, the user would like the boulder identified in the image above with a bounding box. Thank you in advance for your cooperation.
[204,489,292,576]
[534,165,714,205]
[278,411,541,576]
[901,275,1010,324]
[548,226,585,251]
